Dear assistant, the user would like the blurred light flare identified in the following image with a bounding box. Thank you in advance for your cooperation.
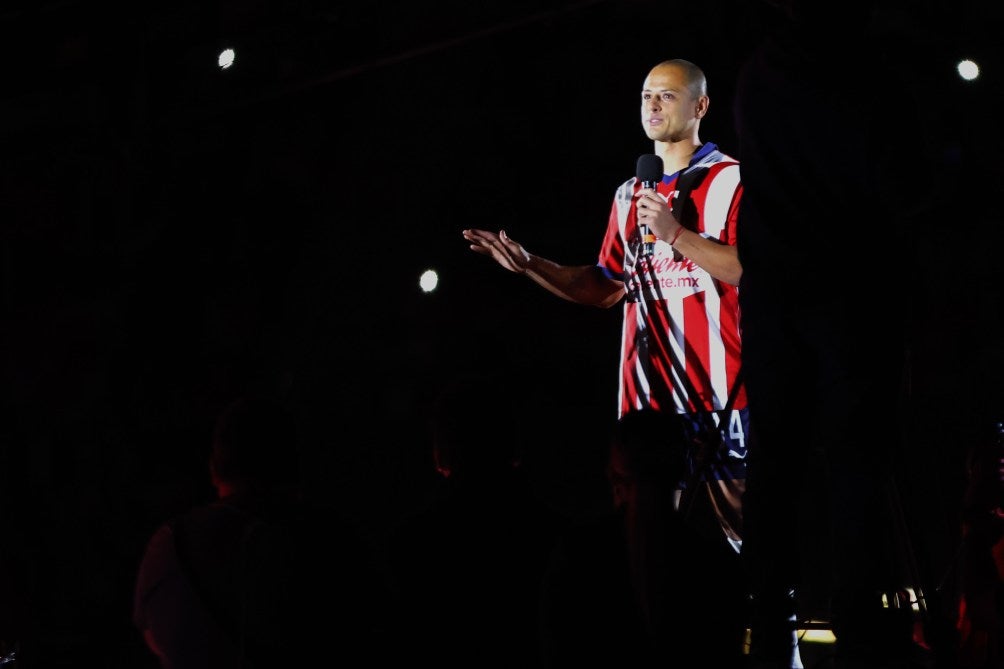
[218,48,236,70]
[419,269,439,293]
[957,59,979,81]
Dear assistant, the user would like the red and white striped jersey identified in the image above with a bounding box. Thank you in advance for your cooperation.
[597,143,745,418]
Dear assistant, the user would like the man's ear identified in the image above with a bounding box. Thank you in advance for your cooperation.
[209,457,220,487]
[433,448,452,479]
[695,95,710,120]
[611,480,628,509]
[208,458,230,497]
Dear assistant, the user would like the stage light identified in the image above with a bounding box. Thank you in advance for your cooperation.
[419,269,439,293]
[218,47,236,70]
[956,59,979,81]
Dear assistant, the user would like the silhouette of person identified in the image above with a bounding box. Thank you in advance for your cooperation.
[386,372,567,669]
[956,421,1004,668]
[539,408,747,668]
[732,1,937,666]
[133,395,390,669]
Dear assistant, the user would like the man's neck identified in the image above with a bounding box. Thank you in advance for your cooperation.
[655,139,703,175]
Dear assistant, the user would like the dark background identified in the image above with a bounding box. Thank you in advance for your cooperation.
[0,0,1001,666]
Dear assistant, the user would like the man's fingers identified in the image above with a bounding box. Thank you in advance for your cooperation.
[463,229,502,245]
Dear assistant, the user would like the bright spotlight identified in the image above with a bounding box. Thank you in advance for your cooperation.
[419,269,439,294]
[218,48,236,70]
[956,59,979,82]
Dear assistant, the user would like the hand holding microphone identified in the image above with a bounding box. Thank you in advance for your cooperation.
[635,154,663,257]
[635,154,683,257]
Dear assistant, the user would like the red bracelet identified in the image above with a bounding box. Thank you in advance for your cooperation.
[669,226,685,245]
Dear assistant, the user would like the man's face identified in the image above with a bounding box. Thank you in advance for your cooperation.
[640,64,700,143]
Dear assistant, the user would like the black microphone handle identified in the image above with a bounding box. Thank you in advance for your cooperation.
[639,179,658,256]
[635,154,663,258]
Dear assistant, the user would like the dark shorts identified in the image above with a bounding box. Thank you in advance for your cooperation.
[678,407,749,485]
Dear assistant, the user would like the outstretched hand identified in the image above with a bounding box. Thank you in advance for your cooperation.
[462,228,531,274]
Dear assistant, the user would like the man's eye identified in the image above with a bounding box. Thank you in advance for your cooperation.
[662,93,673,102]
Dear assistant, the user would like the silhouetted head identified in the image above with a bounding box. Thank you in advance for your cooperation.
[430,373,522,485]
[757,0,877,58]
[209,396,300,498]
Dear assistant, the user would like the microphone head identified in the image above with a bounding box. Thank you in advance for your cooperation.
[636,154,664,185]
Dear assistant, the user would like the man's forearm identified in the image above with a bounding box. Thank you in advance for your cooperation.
[670,231,742,286]
[522,256,623,308]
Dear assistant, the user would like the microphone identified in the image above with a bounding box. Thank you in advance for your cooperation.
[635,154,663,257]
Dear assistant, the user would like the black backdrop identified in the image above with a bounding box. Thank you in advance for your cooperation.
[0,0,1001,665]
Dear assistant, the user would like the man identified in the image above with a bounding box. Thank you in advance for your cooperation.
[539,408,748,667]
[463,59,747,555]
[386,373,567,669]
[133,396,391,669]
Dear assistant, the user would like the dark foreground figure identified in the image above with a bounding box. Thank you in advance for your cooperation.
[386,373,567,669]
[540,408,747,667]
[733,1,941,668]
[133,396,391,668]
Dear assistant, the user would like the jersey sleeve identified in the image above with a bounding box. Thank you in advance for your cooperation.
[698,162,742,246]
[597,181,633,281]
[725,181,743,246]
